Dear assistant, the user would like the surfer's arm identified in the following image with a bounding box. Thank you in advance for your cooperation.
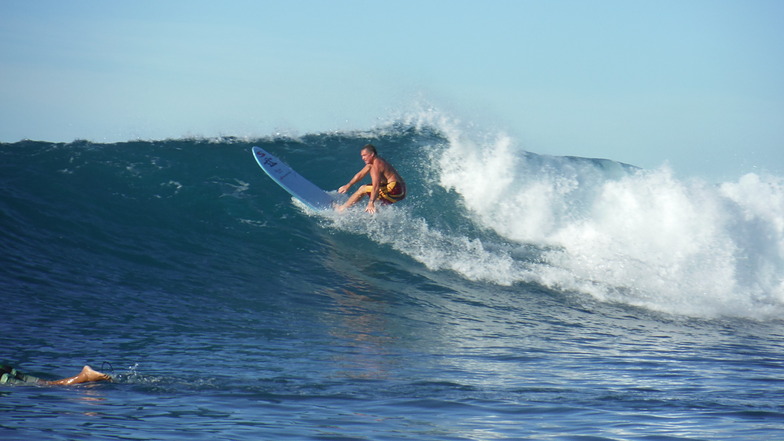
[339,165,371,193]
[365,166,382,213]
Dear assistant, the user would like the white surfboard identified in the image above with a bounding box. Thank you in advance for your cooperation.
[251,146,335,211]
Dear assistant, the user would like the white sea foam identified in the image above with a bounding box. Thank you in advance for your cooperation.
[364,110,784,319]
[321,110,784,318]
[430,113,784,318]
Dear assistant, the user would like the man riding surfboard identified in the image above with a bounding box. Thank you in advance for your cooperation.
[336,144,406,213]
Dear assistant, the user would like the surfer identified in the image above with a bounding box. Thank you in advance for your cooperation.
[337,144,406,213]
[1,364,112,386]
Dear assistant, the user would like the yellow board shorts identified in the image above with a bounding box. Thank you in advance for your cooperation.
[360,182,406,204]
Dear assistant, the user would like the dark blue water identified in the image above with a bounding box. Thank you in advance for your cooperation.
[2,121,783,440]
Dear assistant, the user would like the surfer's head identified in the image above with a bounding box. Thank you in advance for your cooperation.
[361,144,377,164]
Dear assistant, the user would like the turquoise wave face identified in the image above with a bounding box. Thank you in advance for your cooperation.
[2,121,783,320]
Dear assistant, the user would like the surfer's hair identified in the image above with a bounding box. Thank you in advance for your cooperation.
[362,144,377,155]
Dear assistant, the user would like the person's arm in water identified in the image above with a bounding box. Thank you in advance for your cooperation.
[44,365,112,385]
[2,364,111,386]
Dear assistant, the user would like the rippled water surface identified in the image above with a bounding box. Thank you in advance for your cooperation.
[2,132,783,440]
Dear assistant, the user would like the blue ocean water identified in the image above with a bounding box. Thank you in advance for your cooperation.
[2,117,783,440]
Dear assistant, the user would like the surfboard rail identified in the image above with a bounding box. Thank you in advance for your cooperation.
[252,146,335,211]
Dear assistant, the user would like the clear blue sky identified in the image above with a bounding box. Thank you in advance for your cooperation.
[2,0,782,180]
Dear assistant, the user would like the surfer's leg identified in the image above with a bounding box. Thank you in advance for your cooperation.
[44,365,112,385]
[337,185,371,212]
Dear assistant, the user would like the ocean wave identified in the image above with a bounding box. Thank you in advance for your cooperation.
[2,113,782,320]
